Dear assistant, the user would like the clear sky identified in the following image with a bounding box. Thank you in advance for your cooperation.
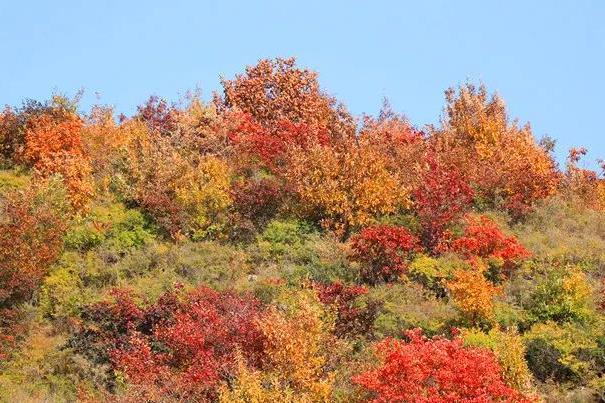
[1,0,603,165]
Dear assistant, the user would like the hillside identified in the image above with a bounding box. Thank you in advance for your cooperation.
[2,58,605,402]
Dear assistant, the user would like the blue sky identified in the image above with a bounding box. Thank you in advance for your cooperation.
[1,0,603,165]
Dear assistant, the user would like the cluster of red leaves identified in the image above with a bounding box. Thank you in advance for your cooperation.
[351,225,422,284]
[136,181,188,239]
[440,215,530,277]
[413,154,474,248]
[313,281,381,338]
[353,329,531,403]
[228,113,330,170]
[136,95,178,135]
[71,286,264,401]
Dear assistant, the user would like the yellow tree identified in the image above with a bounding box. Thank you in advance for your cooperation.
[447,259,501,325]
[283,141,409,239]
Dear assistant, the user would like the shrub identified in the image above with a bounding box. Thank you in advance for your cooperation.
[412,154,474,248]
[39,264,84,320]
[430,83,559,217]
[284,142,409,239]
[0,326,89,402]
[526,267,594,326]
[71,286,265,400]
[353,328,531,402]
[231,176,283,228]
[174,155,233,240]
[252,290,336,401]
[219,57,348,134]
[20,111,94,210]
[0,179,69,307]
[350,225,421,284]
[255,218,314,261]
[441,214,530,279]
[313,281,381,338]
[523,321,601,385]
[64,202,155,253]
[447,259,502,325]
[408,255,455,296]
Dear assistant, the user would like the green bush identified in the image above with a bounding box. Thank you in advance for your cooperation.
[525,266,595,326]
[408,254,456,296]
[367,283,457,337]
[39,264,84,320]
[64,202,155,254]
[255,218,315,261]
[523,321,602,385]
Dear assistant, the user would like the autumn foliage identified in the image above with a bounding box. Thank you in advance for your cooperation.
[73,286,264,401]
[1,58,603,401]
[430,83,559,216]
[441,214,530,277]
[413,154,474,248]
[313,281,380,338]
[284,142,409,238]
[353,329,531,402]
[351,225,421,284]
[447,259,502,324]
[20,111,93,210]
[0,180,69,307]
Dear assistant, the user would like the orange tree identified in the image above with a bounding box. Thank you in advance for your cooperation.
[430,83,559,217]
[20,110,93,210]
[447,259,502,325]
[563,147,605,211]
[283,140,410,239]
[219,57,352,133]
[219,57,355,171]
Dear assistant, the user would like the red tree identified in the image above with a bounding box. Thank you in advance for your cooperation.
[72,286,264,401]
[351,225,421,284]
[0,183,68,306]
[135,95,178,135]
[413,154,474,248]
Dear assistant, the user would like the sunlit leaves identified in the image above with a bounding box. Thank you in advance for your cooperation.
[353,328,531,402]
[284,141,409,238]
